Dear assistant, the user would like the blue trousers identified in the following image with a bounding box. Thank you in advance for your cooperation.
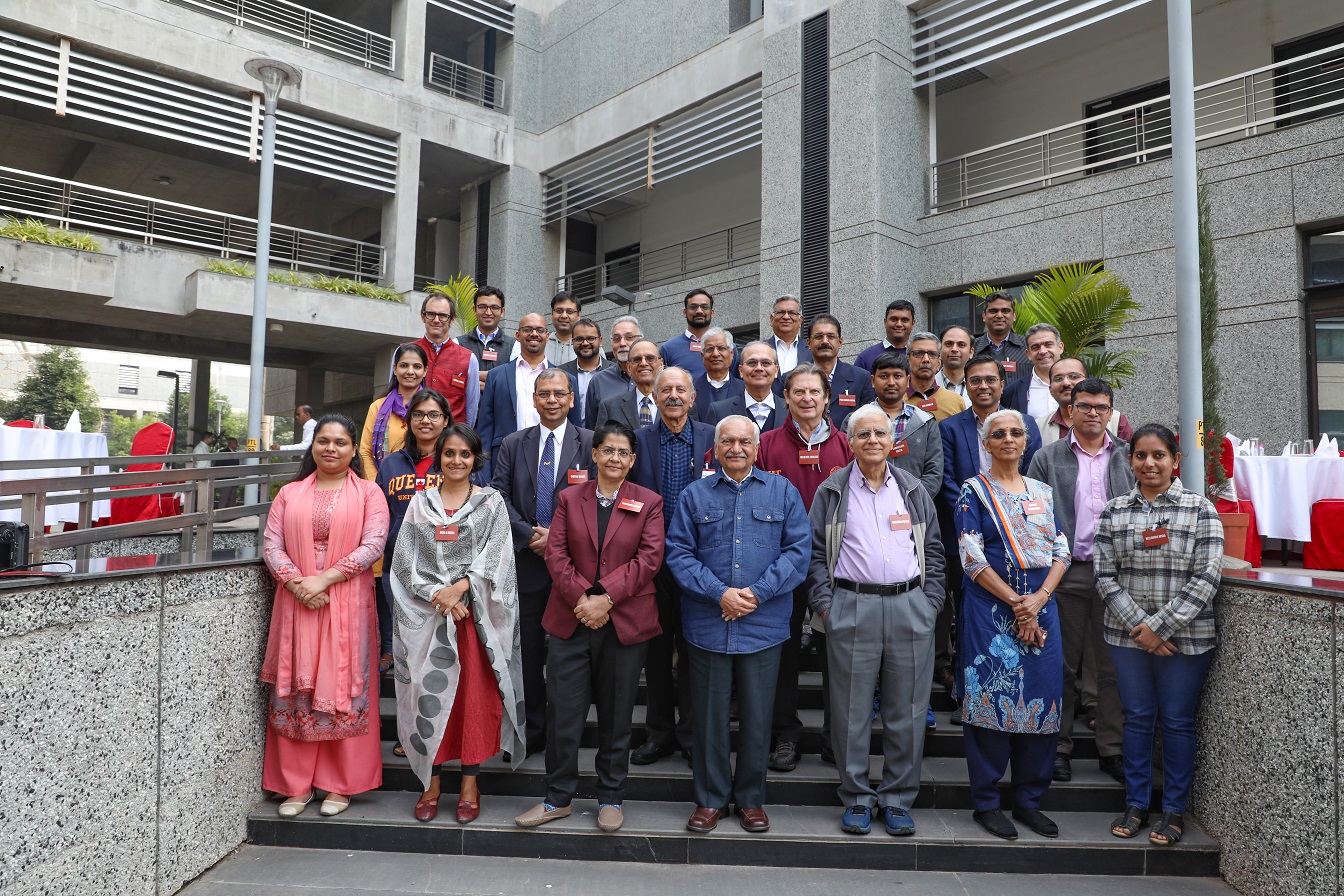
[963,724,1058,812]
[688,641,781,809]
[1109,643,1215,814]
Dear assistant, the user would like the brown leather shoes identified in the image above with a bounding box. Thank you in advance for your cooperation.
[456,798,480,824]
[413,795,440,823]
[736,806,770,832]
[686,806,724,832]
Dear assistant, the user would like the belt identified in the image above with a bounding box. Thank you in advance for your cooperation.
[834,576,919,596]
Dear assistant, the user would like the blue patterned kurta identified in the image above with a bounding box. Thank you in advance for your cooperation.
[955,475,1070,734]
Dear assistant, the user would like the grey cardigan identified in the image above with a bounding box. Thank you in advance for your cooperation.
[860,401,944,501]
[805,462,946,616]
[1026,435,1136,550]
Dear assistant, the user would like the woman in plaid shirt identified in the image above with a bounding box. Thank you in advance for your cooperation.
[1094,423,1223,848]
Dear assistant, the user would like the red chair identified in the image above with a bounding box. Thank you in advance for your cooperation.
[109,421,182,525]
[1210,436,1262,567]
[1305,500,1344,571]
[3,419,49,428]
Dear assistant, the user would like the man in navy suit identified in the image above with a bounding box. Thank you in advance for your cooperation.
[583,315,642,429]
[478,312,582,480]
[628,367,718,765]
[805,314,874,430]
[1002,323,1063,421]
[706,341,789,434]
[767,294,811,378]
[593,339,662,432]
[491,367,596,753]
[692,327,743,422]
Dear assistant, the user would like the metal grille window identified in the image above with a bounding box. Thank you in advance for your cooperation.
[117,365,140,395]
[800,12,830,322]
[1084,80,1171,174]
[1274,25,1344,129]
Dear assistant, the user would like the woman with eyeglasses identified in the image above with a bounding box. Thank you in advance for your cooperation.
[389,423,524,824]
[954,408,1070,841]
[515,422,664,833]
[1094,424,1222,847]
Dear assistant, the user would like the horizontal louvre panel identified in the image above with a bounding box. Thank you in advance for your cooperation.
[913,0,1156,88]
[428,0,515,35]
[0,32,61,109]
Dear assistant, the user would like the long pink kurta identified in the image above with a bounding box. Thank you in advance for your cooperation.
[261,473,388,797]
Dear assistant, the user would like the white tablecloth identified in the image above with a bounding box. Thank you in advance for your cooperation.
[1234,455,1344,542]
[0,427,112,527]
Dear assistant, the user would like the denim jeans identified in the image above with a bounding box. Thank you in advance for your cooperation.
[1108,643,1215,814]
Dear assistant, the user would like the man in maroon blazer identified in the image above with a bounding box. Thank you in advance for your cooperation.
[516,421,665,834]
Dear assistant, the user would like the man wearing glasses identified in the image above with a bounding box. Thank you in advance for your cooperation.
[705,342,789,434]
[854,300,917,373]
[1004,323,1064,420]
[558,318,609,424]
[545,291,581,366]
[904,332,968,422]
[767,295,811,377]
[455,285,516,390]
[593,339,663,432]
[584,316,643,429]
[661,289,733,380]
[1027,377,1134,787]
[413,294,480,427]
[972,292,1030,387]
[1037,357,1134,448]
[691,327,744,423]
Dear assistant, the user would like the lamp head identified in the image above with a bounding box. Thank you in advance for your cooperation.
[244,58,302,105]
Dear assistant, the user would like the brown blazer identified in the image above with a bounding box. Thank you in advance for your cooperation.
[543,479,664,645]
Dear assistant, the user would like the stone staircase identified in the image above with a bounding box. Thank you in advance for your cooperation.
[248,664,1220,876]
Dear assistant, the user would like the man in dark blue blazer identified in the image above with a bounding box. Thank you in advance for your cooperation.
[767,294,811,380]
[691,326,743,422]
[628,367,718,764]
[1001,323,1063,421]
[583,316,643,429]
[804,313,875,430]
[705,341,789,434]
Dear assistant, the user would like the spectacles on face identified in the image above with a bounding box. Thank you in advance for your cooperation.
[772,309,801,318]
[989,428,1026,440]
[596,446,633,459]
[1072,401,1113,415]
[686,303,712,312]
[742,358,775,369]
[702,343,731,354]
[535,390,571,400]
[475,303,503,313]
[519,326,547,336]
[967,375,1001,386]
[572,335,600,345]
[422,311,452,322]
[1051,372,1085,384]
[908,349,939,360]
[851,428,892,442]
[409,411,444,422]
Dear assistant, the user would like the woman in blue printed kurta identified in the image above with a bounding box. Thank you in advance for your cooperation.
[954,409,1070,842]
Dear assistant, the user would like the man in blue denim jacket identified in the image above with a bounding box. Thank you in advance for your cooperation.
[665,415,810,835]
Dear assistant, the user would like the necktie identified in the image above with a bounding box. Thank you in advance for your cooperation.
[639,396,653,427]
[536,432,555,527]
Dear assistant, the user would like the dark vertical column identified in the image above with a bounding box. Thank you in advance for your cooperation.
[475,180,492,284]
[800,12,830,322]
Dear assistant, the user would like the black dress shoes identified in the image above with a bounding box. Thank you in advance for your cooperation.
[767,741,800,772]
[630,739,677,765]
[1052,753,1072,782]
[1098,754,1126,784]
[1012,807,1059,838]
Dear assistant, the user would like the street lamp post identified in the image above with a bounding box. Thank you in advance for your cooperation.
[214,398,227,436]
[156,370,181,453]
[242,57,301,505]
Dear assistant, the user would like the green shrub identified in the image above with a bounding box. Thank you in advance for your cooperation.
[201,260,404,302]
[0,216,102,251]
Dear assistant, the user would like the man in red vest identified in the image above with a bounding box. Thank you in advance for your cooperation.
[412,294,479,427]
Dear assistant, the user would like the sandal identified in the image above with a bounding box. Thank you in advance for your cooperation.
[379,653,394,674]
[1150,811,1184,846]
[1110,805,1149,839]
[392,741,406,757]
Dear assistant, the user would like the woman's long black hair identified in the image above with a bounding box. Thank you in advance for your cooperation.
[292,414,363,482]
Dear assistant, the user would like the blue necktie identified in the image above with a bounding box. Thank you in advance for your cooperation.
[536,431,556,527]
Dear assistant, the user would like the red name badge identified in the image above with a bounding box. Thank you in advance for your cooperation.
[889,440,909,457]
[1004,361,1018,373]
[799,450,821,465]
[617,498,644,513]
[838,393,857,407]
[1142,527,1170,548]
[567,469,588,484]
[689,341,702,353]
[482,349,498,362]
[435,525,459,542]
[701,467,716,478]
[890,513,912,531]
[1022,499,1047,516]
[450,373,467,388]
[918,399,937,413]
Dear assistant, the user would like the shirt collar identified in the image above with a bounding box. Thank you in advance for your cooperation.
[706,374,730,387]
[773,332,798,349]
[475,327,499,343]
[516,356,547,372]
[1069,428,1113,458]
[683,329,700,342]
[716,466,765,488]
[660,420,693,445]
[540,419,568,446]
[748,391,776,409]
[849,460,896,495]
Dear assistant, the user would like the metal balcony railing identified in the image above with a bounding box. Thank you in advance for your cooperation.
[165,0,395,71]
[426,53,507,111]
[931,42,1344,210]
[0,166,384,281]
[557,220,761,305]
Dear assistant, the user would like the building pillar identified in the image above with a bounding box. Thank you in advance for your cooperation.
[294,365,327,415]
[758,11,806,323]
[187,359,212,443]
[484,167,558,305]
[381,131,422,293]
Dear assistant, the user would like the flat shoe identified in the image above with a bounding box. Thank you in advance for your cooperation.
[686,806,724,832]
[1012,807,1059,838]
[277,789,314,817]
[456,798,480,824]
[319,794,351,817]
[414,795,440,822]
[973,809,1018,840]
[597,804,624,832]
[515,802,571,828]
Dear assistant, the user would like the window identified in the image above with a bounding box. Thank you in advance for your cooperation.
[926,278,1034,341]
[1306,230,1344,439]
[729,0,763,31]
[117,365,139,395]
[1306,228,1344,287]
[1084,80,1171,174]
[1274,25,1344,129]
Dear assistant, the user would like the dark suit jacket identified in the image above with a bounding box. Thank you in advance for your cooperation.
[938,406,1042,512]
[630,419,718,506]
[543,479,663,645]
[704,392,789,433]
[593,389,656,432]
[490,423,596,593]
[824,361,876,429]
[692,373,744,423]
[559,356,609,423]
[477,363,582,480]
[770,335,812,380]
[1002,375,1037,415]
[584,365,634,429]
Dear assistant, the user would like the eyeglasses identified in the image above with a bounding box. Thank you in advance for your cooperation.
[535,390,571,400]
[772,309,801,318]
[1072,401,1113,415]
[519,326,547,336]
[474,303,503,313]
[908,350,939,360]
[988,428,1026,439]
[421,311,452,322]
[628,353,660,364]
[686,303,712,312]
[572,336,600,344]
[1050,372,1085,384]
[741,359,776,369]
[851,428,892,442]
[702,343,732,354]
[967,375,1001,386]
[409,411,444,421]
[596,446,633,459]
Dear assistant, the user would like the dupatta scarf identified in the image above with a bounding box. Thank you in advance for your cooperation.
[964,473,1058,572]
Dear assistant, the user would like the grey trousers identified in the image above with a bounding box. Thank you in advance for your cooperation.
[826,584,936,810]
[1056,560,1123,758]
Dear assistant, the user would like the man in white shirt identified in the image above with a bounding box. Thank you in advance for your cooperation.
[191,430,216,466]
[274,406,315,452]
[1004,324,1063,421]
[768,295,810,377]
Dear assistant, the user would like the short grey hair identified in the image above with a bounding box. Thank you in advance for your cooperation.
[535,367,569,389]
[611,315,642,336]
[909,331,939,346]
[739,340,778,361]
[655,366,694,392]
[1025,322,1061,343]
[701,326,731,347]
[714,414,760,446]
[979,408,1027,444]
[846,405,893,441]
[773,294,801,310]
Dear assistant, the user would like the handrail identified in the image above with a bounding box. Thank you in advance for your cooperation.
[0,165,386,281]
[556,220,761,304]
[165,0,395,71]
[931,41,1344,209]
[425,53,507,111]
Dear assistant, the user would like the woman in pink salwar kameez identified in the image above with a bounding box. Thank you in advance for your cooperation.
[261,414,389,818]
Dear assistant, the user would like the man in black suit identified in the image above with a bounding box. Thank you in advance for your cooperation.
[691,326,743,422]
[593,338,662,432]
[491,367,596,754]
[805,313,874,430]
[558,318,609,424]
[1002,323,1062,421]
[628,367,718,765]
[767,294,812,378]
[583,315,642,429]
[705,341,789,433]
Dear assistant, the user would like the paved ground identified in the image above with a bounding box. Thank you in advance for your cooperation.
[181,846,1240,896]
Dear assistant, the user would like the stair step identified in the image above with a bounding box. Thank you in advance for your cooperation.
[247,790,1216,877]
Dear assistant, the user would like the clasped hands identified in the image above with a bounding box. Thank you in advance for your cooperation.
[575,592,611,630]
[287,572,338,610]
[1009,588,1050,648]
[1130,622,1177,656]
[431,579,472,622]
[720,586,758,622]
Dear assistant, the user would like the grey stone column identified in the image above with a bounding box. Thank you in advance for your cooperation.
[758,15,804,322]
[381,131,423,293]
[486,167,560,309]
[188,359,211,443]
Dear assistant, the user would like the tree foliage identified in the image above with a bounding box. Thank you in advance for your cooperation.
[1199,170,1229,493]
[0,345,101,431]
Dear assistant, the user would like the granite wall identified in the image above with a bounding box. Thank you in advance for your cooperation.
[1193,582,1342,896]
[0,562,272,896]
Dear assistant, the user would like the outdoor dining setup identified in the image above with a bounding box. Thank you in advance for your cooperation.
[1231,434,1344,571]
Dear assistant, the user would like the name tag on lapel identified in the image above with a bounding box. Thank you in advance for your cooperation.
[617,498,644,513]
[837,393,857,407]
[889,441,909,457]
[482,348,498,362]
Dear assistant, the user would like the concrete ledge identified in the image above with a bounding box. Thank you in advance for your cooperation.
[0,236,117,298]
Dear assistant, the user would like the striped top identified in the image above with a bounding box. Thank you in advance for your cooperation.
[1094,479,1223,654]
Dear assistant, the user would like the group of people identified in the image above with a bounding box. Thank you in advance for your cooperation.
[257,284,1223,848]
